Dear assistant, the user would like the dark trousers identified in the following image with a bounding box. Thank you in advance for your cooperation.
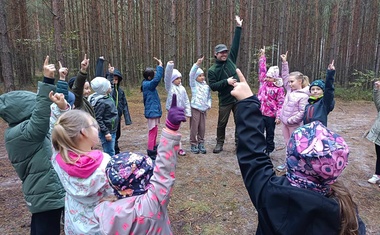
[375,144,380,175]
[115,118,121,154]
[263,116,276,153]
[216,102,237,145]
[30,207,63,235]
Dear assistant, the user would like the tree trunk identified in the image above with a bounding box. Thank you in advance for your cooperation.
[0,0,15,92]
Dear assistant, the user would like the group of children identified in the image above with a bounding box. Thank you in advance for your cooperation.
[1,45,372,234]
[256,47,337,173]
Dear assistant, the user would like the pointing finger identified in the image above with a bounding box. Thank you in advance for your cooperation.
[44,56,49,66]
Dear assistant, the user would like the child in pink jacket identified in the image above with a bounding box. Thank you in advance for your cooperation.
[94,94,186,234]
[257,47,285,156]
[277,52,310,171]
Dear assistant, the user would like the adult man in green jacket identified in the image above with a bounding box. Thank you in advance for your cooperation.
[208,15,243,153]
[1,56,65,235]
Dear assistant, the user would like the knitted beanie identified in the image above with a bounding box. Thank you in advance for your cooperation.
[90,77,111,95]
[171,69,182,83]
[310,79,325,92]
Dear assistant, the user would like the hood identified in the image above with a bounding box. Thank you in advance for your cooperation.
[113,69,123,82]
[0,91,36,126]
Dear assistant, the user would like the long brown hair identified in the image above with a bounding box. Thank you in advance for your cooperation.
[329,180,359,235]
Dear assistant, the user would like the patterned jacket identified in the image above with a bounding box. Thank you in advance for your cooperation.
[94,129,181,234]
[257,55,286,118]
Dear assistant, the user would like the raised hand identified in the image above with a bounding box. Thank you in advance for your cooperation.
[235,15,243,27]
[108,63,115,74]
[260,46,265,56]
[43,55,56,79]
[80,54,89,72]
[58,61,68,81]
[153,57,163,67]
[196,56,204,65]
[280,51,288,62]
[165,94,186,131]
[49,91,67,109]
[328,60,335,71]
[231,69,253,101]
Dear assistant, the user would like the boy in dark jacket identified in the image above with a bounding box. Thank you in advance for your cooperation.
[303,60,335,126]
[1,56,65,235]
[88,76,119,157]
[231,68,365,235]
[96,57,132,154]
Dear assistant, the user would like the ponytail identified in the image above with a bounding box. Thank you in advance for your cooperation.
[302,75,310,88]
[329,180,360,235]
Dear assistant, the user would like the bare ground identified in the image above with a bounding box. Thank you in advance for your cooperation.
[0,88,379,235]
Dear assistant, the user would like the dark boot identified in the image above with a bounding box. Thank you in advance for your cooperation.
[147,149,157,160]
[213,143,223,154]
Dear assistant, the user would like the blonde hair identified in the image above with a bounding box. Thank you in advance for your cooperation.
[289,71,310,88]
[329,180,360,235]
[52,110,95,164]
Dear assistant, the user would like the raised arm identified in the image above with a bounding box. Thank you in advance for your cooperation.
[324,60,335,112]
[258,47,267,85]
[189,56,204,88]
[229,15,243,63]
[73,54,89,109]
[232,69,275,206]
[164,61,174,92]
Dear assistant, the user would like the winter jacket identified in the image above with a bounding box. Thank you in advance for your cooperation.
[52,150,113,234]
[257,55,286,118]
[164,62,191,117]
[142,65,164,119]
[279,71,309,126]
[72,71,95,117]
[88,94,119,135]
[96,57,132,125]
[235,95,366,235]
[367,88,380,145]
[208,26,242,106]
[2,81,65,214]
[94,129,181,234]
[303,69,335,126]
[189,63,212,112]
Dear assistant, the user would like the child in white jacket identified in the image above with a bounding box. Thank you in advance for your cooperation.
[164,61,191,155]
[51,109,113,234]
[189,56,211,154]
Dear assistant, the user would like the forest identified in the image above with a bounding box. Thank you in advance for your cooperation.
[0,0,379,93]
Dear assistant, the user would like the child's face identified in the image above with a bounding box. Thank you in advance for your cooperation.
[310,86,323,97]
[83,81,91,97]
[173,77,182,86]
[113,77,119,85]
[196,73,205,83]
[289,75,302,90]
[265,77,275,83]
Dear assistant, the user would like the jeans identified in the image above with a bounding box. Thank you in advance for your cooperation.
[99,132,116,156]
[263,116,276,153]
[216,102,237,145]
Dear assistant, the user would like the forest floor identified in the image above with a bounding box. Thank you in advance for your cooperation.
[0,87,379,235]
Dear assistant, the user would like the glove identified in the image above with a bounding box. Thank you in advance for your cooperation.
[166,94,186,131]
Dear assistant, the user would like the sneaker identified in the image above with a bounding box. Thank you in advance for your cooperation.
[368,174,380,184]
[198,143,207,154]
[276,163,287,172]
[213,143,223,154]
[178,149,186,156]
[190,145,200,154]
